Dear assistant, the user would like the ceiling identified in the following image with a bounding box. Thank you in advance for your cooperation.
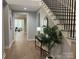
[14,12,27,19]
[5,0,42,12]
[15,15,26,19]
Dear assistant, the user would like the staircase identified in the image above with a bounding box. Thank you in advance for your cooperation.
[40,0,76,59]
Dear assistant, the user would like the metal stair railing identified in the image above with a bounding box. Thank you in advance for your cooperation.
[41,0,76,39]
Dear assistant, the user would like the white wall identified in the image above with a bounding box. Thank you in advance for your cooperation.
[36,8,47,27]
[24,18,27,33]
[27,12,37,40]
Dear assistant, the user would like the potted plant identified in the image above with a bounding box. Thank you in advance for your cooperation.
[39,25,63,59]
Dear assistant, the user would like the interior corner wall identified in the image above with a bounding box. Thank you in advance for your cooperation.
[27,12,37,40]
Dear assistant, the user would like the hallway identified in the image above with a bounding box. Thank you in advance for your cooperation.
[5,32,45,59]
[3,0,76,59]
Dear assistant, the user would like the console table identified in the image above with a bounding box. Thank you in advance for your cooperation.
[35,35,48,56]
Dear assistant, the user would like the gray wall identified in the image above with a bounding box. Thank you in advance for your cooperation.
[2,5,6,58]
[27,12,37,40]
[3,4,14,48]
[2,5,10,59]
[3,5,9,47]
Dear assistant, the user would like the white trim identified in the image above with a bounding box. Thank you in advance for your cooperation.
[27,13,28,40]
[9,40,14,48]
[27,39,35,41]
[27,34,28,40]
[3,52,6,59]
[5,40,14,49]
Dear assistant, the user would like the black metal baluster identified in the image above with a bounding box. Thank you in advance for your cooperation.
[66,2,68,32]
[69,0,71,37]
[70,0,73,37]
[73,0,76,38]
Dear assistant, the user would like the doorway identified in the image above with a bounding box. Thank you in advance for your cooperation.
[15,19,24,32]
[14,12,27,38]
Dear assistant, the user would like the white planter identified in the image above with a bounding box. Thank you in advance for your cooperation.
[46,56,54,59]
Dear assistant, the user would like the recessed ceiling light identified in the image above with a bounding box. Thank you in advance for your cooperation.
[24,8,27,10]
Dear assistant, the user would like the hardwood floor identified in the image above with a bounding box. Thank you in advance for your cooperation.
[5,31,45,59]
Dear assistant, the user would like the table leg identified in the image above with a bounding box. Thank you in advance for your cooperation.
[40,42,42,56]
[35,38,36,48]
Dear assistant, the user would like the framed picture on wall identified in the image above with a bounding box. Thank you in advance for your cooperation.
[43,16,48,27]
[38,13,40,27]
[10,15,13,29]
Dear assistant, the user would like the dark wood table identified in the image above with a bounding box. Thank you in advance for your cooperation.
[35,35,42,55]
[35,35,48,56]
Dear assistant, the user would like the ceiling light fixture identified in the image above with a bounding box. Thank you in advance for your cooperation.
[24,8,27,10]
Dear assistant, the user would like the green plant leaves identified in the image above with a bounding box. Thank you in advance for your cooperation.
[40,25,63,51]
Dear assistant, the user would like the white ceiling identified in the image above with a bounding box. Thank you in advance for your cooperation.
[6,0,42,11]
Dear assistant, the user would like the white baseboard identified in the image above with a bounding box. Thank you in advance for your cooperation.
[5,40,14,49]
[3,52,6,59]
[27,39,35,41]
[9,40,14,48]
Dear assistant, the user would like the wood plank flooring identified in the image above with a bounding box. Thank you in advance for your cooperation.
[5,32,45,59]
